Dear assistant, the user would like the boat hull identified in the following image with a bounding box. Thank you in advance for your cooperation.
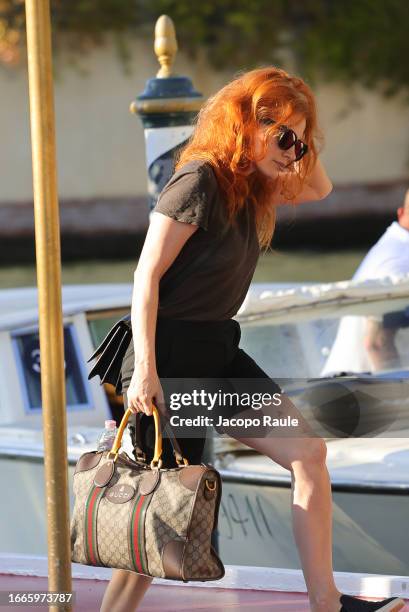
[217,479,409,575]
[1,455,409,577]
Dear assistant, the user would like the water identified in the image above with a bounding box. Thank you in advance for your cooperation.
[0,249,367,288]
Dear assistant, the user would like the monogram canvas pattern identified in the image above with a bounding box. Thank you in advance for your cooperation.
[97,494,133,569]
[70,455,224,580]
[144,470,194,577]
[71,467,99,564]
[91,467,144,570]
[183,488,222,579]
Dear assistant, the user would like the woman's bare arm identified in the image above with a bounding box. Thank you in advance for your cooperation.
[273,157,333,205]
[127,212,198,415]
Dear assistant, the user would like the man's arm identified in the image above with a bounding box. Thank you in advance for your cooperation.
[273,157,333,205]
[363,318,400,371]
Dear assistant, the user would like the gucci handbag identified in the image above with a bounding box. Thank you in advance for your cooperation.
[70,405,225,582]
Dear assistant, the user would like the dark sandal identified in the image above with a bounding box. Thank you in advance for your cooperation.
[339,593,406,612]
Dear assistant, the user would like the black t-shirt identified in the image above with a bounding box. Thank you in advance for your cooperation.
[152,159,261,321]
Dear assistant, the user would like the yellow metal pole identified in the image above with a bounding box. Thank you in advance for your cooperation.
[24,1,72,610]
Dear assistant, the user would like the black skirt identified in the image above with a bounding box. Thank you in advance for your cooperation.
[121,317,282,467]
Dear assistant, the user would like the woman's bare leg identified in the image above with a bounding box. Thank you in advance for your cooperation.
[100,569,153,612]
[223,394,343,612]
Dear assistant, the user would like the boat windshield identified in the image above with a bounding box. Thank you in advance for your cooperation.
[239,295,409,380]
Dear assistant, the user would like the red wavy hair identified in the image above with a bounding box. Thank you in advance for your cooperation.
[175,66,324,249]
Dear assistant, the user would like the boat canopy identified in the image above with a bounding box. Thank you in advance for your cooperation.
[1,274,409,330]
[237,274,409,321]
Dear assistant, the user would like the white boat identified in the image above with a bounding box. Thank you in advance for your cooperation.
[1,276,409,605]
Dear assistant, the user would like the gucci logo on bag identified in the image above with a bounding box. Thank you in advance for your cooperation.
[105,483,136,504]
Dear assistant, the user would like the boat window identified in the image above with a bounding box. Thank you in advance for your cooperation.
[240,320,329,379]
[12,325,91,413]
[239,299,409,379]
[87,310,129,349]
[86,310,130,424]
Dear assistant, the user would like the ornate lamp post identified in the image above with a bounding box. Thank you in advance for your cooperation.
[130,15,204,212]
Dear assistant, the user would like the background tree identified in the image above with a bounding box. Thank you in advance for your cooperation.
[0,0,408,101]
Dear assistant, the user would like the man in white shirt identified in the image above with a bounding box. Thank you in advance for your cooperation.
[322,190,409,375]
[353,189,409,281]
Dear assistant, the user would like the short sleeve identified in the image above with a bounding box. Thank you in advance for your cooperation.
[152,162,217,231]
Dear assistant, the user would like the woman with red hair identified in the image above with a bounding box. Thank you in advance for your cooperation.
[101,67,405,612]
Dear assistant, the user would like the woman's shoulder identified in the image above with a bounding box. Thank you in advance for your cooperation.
[157,159,218,204]
[154,159,220,232]
[168,159,218,194]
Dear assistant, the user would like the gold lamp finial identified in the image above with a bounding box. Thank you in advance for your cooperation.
[154,15,178,78]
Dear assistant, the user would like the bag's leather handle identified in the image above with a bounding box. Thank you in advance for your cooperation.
[159,411,189,467]
[108,404,189,469]
[130,412,188,467]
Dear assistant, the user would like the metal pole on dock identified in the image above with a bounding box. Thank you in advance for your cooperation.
[24,1,72,609]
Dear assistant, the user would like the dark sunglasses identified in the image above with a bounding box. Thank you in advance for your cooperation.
[260,118,309,162]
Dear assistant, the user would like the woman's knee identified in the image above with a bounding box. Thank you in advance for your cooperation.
[289,438,327,471]
[111,568,153,587]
